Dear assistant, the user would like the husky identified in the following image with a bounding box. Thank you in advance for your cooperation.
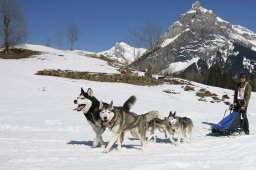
[146,117,169,142]
[73,88,106,148]
[167,111,193,145]
[73,88,135,148]
[99,100,159,153]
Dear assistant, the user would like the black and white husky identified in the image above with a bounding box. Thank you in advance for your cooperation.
[73,88,136,148]
[167,111,193,145]
[73,88,106,148]
[99,99,160,153]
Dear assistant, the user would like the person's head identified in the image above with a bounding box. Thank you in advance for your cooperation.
[239,72,247,83]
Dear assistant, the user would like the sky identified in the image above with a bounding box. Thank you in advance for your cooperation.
[21,0,256,52]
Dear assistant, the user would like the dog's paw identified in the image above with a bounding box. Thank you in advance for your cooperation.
[92,142,98,148]
[102,149,109,153]
[101,145,106,148]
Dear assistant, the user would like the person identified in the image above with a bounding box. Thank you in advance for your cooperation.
[233,72,252,135]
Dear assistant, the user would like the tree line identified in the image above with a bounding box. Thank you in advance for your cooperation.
[182,65,256,91]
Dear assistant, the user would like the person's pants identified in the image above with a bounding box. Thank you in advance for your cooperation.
[241,108,249,132]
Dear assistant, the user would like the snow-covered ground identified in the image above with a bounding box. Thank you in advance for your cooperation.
[0,45,256,170]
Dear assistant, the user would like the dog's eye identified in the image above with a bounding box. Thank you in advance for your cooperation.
[80,97,85,99]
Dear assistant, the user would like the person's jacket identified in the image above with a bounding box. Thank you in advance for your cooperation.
[234,81,252,107]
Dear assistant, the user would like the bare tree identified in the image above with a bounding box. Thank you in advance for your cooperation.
[0,0,27,53]
[128,21,162,50]
[45,37,52,47]
[55,26,63,49]
[67,23,79,51]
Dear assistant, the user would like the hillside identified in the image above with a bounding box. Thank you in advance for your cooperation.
[0,45,256,169]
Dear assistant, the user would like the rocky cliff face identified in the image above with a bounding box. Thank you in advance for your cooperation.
[132,1,256,76]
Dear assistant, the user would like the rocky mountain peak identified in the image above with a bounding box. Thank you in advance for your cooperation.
[192,1,201,9]
[132,2,256,77]
[98,42,146,64]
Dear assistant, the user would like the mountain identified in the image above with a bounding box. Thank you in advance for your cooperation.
[99,42,146,64]
[132,1,256,76]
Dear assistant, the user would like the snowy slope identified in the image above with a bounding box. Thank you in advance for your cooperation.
[0,45,256,170]
[14,44,119,74]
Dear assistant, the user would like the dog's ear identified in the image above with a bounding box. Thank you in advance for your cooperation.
[81,87,85,94]
[168,111,172,117]
[99,100,104,110]
[87,88,94,97]
[109,100,113,110]
[173,111,176,117]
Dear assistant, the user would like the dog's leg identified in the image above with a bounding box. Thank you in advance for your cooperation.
[98,135,105,148]
[182,129,187,143]
[176,131,181,146]
[117,135,122,151]
[138,134,146,150]
[120,132,125,144]
[92,136,98,148]
[148,124,156,142]
[167,129,175,145]
[164,130,168,139]
[141,140,146,150]
[103,133,121,153]
[189,129,192,143]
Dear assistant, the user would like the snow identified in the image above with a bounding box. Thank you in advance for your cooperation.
[161,34,180,48]
[232,25,256,47]
[216,16,228,23]
[233,25,256,37]
[162,57,200,74]
[14,44,119,74]
[252,46,256,52]
[99,42,146,64]
[1,45,256,170]
[243,57,255,73]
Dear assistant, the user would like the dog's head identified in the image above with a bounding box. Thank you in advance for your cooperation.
[167,111,177,125]
[73,88,94,113]
[99,101,115,127]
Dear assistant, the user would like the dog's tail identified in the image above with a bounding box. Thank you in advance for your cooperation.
[122,95,136,112]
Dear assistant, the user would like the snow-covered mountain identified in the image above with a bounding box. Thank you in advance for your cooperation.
[132,1,256,75]
[99,42,146,64]
[1,44,256,169]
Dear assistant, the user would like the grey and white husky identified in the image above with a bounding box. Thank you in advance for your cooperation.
[99,99,159,153]
[167,111,193,145]
[146,117,170,142]
[73,88,134,148]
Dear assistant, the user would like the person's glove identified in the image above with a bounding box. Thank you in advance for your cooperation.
[241,106,246,110]
[229,104,234,110]
[234,103,237,106]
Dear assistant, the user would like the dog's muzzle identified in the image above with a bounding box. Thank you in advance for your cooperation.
[73,104,86,111]
[102,118,109,127]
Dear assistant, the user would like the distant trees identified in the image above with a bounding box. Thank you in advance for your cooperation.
[0,0,27,53]
[55,27,63,49]
[128,21,162,50]
[183,65,236,90]
[66,23,79,51]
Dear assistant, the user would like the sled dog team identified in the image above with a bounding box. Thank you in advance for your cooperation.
[73,88,193,153]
